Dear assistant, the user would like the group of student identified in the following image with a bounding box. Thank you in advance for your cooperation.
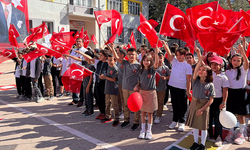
[12,37,250,150]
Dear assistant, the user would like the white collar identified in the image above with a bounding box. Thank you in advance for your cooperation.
[1,2,12,12]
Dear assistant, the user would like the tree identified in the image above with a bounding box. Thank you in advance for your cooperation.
[231,0,249,11]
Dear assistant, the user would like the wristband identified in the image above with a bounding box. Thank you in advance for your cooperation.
[221,102,226,105]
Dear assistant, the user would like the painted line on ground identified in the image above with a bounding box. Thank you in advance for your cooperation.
[0,99,121,150]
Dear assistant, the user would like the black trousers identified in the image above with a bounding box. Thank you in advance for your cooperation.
[38,72,44,96]
[208,97,223,140]
[94,82,105,114]
[169,85,187,123]
[83,86,94,113]
[20,75,26,95]
[25,77,32,98]
[52,71,59,96]
[15,77,22,95]
[164,83,170,105]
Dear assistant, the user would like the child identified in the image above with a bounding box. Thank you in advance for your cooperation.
[225,44,249,145]
[186,47,215,150]
[65,50,96,116]
[42,55,54,101]
[138,45,147,62]
[14,50,23,99]
[134,47,159,139]
[109,43,141,131]
[209,56,229,147]
[162,40,192,132]
[117,49,127,118]
[59,55,70,97]
[99,53,120,126]
[185,53,196,72]
[154,52,170,124]
[20,49,28,100]
[94,50,108,120]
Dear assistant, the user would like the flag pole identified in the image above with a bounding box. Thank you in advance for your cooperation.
[227,17,243,33]
[11,24,25,43]
[74,62,100,76]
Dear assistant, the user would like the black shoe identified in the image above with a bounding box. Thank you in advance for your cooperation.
[66,92,70,96]
[121,121,130,128]
[85,112,95,117]
[198,144,206,150]
[48,96,54,101]
[131,124,140,131]
[101,118,112,123]
[81,110,88,116]
[112,120,120,126]
[190,142,199,150]
[58,93,63,97]
[77,102,83,107]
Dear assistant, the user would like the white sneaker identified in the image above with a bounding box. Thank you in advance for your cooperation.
[178,123,185,132]
[37,97,44,103]
[154,116,161,124]
[164,105,168,110]
[169,121,177,129]
[138,130,145,139]
[214,136,222,147]
[119,113,124,119]
[225,131,234,143]
[145,130,152,140]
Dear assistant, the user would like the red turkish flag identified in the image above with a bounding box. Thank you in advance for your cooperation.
[83,31,90,48]
[51,41,70,55]
[74,31,80,39]
[1,48,17,59]
[197,30,245,56]
[79,27,84,39]
[50,32,75,49]
[26,22,49,44]
[9,24,20,48]
[210,6,232,32]
[94,10,112,29]
[0,53,10,65]
[241,10,250,36]
[124,44,131,51]
[62,63,93,93]
[130,32,136,49]
[59,27,65,33]
[186,1,218,35]
[106,9,123,44]
[148,19,159,28]
[91,35,98,44]
[159,4,196,53]
[137,12,159,48]
[246,43,250,58]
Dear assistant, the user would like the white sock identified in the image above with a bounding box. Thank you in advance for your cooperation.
[141,123,146,131]
[201,130,207,146]
[245,117,249,132]
[147,123,152,131]
[193,129,199,143]
[239,123,245,135]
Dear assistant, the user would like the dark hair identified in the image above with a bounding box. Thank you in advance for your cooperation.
[76,38,83,42]
[149,48,155,53]
[175,48,187,56]
[108,53,114,58]
[170,45,178,54]
[119,49,127,57]
[141,45,147,50]
[197,65,213,83]
[186,53,194,58]
[127,48,137,52]
[158,52,164,57]
[85,50,94,58]
[184,47,190,52]
[140,54,153,74]
[104,47,109,51]
[94,54,100,59]
[116,46,120,49]
[100,50,108,57]
[229,53,243,80]
[94,48,100,53]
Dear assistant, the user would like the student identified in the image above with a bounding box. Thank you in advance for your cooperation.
[154,52,170,124]
[52,57,63,97]
[42,55,54,101]
[185,53,196,72]
[99,53,120,126]
[65,50,96,117]
[20,49,28,100]
[162,40,192,132]
[225,44,249,145]
[94,50,109,120]
[109,43,141,131]
[59,56,70,97]
[186,47,215,150]
[117,49,127,118]
[138,45,147,62]
[134,47,159,139]
[14,50,23,99]
[209,56,229,147]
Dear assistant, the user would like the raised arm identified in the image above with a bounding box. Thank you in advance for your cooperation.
[193,47,203,81]
[161,40,174,62]
[107,43,123,64]
[75,50,93,62]
[238,44,249,71]
[63,54,82,62]
[154,47,159,69]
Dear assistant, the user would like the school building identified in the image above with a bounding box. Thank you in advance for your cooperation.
[28,0,151,49]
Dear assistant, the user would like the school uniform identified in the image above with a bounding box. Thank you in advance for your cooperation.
[139,67,158,113]
[43,58,54,97]
[121,60,140,124]
[186,78,215,130]
[116,62,124,113]
[20,58,26,97]
[94,61,108,114]
[164,58,171,105]
[60,57,70,86]
[169,57,192,123]
[14,59,22,96]
[82,61,95,114]
[104,65,119,120]
[51,57,58,96]
[156,64,170,117]
[30,57,43,99]
[25,61,32,99]
[208,72,229,140]
[226,67,249,115]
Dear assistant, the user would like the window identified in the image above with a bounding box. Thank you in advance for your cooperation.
[87,0,92,7]
[128,1,140,15]
[117,29,124,43]
[107,27,111,40]
[128,29,133,42]
[29,20,33,29]
[136,30,141,43]
[43,21,53,34]
[107,0,122,12]
[82,0,86,6]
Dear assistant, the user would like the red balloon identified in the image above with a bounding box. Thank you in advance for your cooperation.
[124,56,129,60]
[127,92,143,112]
[188,90,193,102]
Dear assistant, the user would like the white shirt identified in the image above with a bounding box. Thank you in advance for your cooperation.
[138,54,142,62]
[21,59,27,76]
[225,67,248,89]
[212,72,230,98]
[30,59,36,78]
[168,57,192,89]
[61,57,70,76]
[1,2,12,29]
[53,57,63,71]
[69,47,87,65]
[15,65,20,78]
[245,70,250,89]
